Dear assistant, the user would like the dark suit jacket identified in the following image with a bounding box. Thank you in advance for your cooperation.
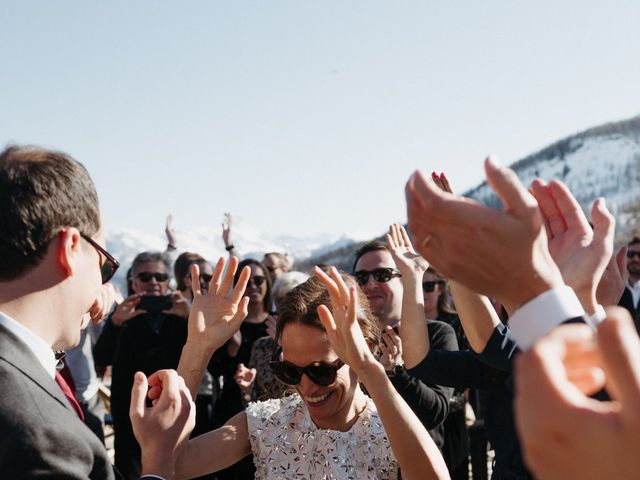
[109,313,188,480]
[0,323,115,479]
[618,287,640,334]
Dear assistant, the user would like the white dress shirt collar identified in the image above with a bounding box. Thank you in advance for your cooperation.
[0,310,58,379]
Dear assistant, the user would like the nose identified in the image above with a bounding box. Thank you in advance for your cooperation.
[363,274,378,291]
[297,372,318,396]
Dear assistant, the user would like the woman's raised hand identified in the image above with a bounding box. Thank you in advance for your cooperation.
[313,266,376,374]
[188,256,250,352]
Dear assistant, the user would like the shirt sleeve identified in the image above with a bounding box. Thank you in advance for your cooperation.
[508,285,586,350]
[476,323,520,372]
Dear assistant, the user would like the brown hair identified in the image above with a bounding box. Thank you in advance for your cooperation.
[235,258,273,312]
[276,273,381,346]
[0,145,100,281]
[352,239,388,272]
[174,252,206,292]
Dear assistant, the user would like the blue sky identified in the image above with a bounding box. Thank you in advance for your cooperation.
[2,1,639,238]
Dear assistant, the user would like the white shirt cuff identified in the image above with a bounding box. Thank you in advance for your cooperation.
[509,285,585,350]
[587,304,606,327]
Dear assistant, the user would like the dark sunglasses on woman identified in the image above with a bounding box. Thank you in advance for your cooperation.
[422,280,444,292]
[353,267,401,286]
[247,275,266,286]
[270,358,345,387]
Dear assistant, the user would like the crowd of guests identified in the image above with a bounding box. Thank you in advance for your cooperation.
[1,145,640,480]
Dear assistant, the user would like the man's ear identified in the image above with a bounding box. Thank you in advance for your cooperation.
[56,228,82,278]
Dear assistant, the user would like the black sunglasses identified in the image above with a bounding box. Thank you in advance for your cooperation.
[269,358,345,387]
[189,273,213,284]
[80,233,120,284]
[354,267,401,285]
[422,280,444,292]
[136,272,169,283]
[627,251,640,259]
[247,275,266,286]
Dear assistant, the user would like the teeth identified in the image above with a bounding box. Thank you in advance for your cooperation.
[305,392,330,403]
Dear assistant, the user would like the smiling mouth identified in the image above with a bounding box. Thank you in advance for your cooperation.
[304,391,332,406]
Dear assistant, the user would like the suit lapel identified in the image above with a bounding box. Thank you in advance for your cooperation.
[0,323,71,412]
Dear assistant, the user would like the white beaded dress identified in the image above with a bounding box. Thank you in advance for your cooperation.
[246,394,399,480]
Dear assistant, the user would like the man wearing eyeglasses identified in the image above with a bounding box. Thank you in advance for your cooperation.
[352,239,457,449]
[95,251,191,480]
[0,145,194,479]
[618,236,640,334]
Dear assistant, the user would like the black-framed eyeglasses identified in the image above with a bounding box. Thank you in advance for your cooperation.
[422,280,444,293]
[270,358,345,386]
[247,275,266,287]
[136,272,169,283]
[627,250,640,259]
[353,267,401,286]
[80,233,120,284]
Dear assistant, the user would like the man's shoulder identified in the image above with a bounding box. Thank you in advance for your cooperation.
[0,359,114,479]
[425,319,458,350]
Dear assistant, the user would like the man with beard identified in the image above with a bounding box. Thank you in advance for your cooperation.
[352,239,457,451]
[618,236,640,334]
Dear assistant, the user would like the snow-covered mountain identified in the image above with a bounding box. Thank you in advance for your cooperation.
[106,216,375,292]
[466,115,640,240]
[107,115,640,292]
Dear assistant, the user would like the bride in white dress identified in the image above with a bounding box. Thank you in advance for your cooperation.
[173,257,449,480]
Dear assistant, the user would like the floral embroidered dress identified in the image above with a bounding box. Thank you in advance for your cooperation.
[246,394,399,480]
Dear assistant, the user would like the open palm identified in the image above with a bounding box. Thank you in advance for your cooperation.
[188,256,250,352]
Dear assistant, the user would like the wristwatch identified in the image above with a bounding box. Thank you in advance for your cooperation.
[386,363,405,378]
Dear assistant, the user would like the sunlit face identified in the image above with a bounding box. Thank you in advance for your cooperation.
[132,261,169,296]
[422,271,442,318]
[245,264,268,306]
[354,250,402,326]
[627,244,640,277]
[281,322,359,430]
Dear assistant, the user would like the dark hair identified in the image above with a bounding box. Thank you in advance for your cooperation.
[352,239,388,272]
[130,251,170,277]
[235,258,272,312]
[276,274,381,347]
[425,267,457,316]
[0,145,100,281]
[628,236,640,248]
[174,252,206,292]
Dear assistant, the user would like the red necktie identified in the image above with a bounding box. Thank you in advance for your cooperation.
[55,371,85,421]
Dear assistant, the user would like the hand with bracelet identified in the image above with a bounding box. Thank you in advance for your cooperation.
[379,326,404,376]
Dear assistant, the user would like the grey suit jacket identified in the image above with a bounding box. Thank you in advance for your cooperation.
[0,323,115,479]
